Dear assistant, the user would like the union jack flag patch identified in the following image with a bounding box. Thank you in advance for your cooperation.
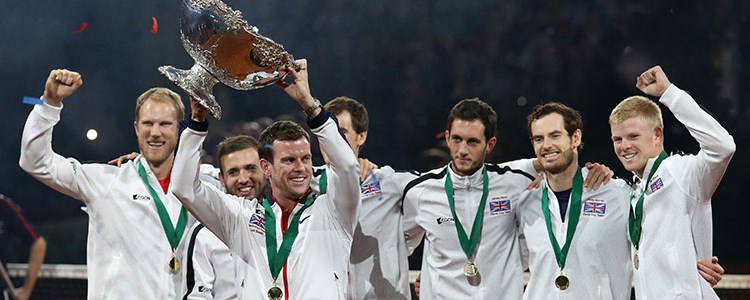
[361,181,382,197]
[489,197,511,215]
[650,177,664,193]
[583,199,606,217]
[248,213,265,234]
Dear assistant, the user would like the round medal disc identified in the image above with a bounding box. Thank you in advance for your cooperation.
[168,256,180,274]
[267,286,283,300]
[463,261,478,277]
[555,275,570,290]
[633,253,640,270]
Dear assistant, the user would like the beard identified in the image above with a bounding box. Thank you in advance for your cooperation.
[543,147,575,175]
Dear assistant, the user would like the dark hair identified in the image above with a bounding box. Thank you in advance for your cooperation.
[216,135,260,173]
[324,96,369,134]
[257,121,310,161]
[526,102,584,150]
[446,98,497,141]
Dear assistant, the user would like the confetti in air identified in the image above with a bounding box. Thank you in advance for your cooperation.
[150,17,159,34]
[74,22,88,34]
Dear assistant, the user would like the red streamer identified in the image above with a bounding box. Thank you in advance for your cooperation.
[73,22,88,34]
[150,17,158,34]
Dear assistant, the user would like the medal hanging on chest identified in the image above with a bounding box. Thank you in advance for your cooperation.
[628,151,667,272]
[541,168,584,290]
[137,161,188,274]
[444,167,489,278]
[168,251,180,274]
[263,195,315,300]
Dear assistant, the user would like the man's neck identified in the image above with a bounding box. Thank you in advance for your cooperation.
[273,194,299,215]
[635,148,665,179]
[546,162,578,192]
[147,156,174,180]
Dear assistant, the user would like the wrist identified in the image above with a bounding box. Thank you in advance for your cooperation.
[302,98,322,118]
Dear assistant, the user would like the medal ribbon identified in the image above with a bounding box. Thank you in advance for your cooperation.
[444,166,489,261]
[319,170,327,195]
[628,151,668,250]
[137,160,187,250]
[541,167,583,270]
[263,195,315,281]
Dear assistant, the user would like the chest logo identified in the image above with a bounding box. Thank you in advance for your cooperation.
[583,198,606,217]
[248,213,266,234]
[361,181,382,197]
[132,194,151,201]
[649,177,664,193]
[489,196,511,216]
[436,217,455,225]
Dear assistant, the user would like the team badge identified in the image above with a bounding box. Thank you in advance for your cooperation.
[583,198,606,217]
[360,181,382,197]
[489,196,511,215]
[650,177,664,193]
[248,213,266,234]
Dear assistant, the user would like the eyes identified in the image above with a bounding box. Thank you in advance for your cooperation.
[450,135,481,146]
[280,155,312,165]
[226,165,260,177]
[139,120,175,127]
[531,132,563,144]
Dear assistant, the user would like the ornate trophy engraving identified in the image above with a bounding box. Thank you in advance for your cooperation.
[159,0,297,119]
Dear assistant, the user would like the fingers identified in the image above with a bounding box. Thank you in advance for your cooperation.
[52,69,83,87]
[697,260,722,287]
[583,162,613,191]
[526,175,542,190]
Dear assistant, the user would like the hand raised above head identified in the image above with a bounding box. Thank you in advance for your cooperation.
[635,65,671,98]
[276,59,315,107]
[43,69,83,107]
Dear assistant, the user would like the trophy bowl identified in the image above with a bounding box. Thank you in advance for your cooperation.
[159,0,297,119]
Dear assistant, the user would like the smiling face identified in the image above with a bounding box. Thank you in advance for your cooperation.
[610,116,663,178]
[530,113,581,174]
[261,138,313,201]
[446,119,496,176]
[219,147,264,200]
[321,110,368,162]
[134,98,180,170]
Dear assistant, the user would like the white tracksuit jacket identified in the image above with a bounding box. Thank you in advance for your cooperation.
[19,103,195,299]
[630,84,735,300]
[172,111,360,300]
[518,168,632,300]
[402,160,535,300]
[311,165,418,300]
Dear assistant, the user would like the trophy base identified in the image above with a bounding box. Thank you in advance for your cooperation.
[159,63,222,119]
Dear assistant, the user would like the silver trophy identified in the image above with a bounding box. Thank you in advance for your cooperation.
[159,0,297,119]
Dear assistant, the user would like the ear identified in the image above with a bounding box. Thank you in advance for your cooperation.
[134,121,139,136]
[653,126,664,145]
[356,131,368,149]
[260,158,272,179]
[486,136,497,155]
[571,129,582,150]
[443,130,450,144]
[218,172,227,189]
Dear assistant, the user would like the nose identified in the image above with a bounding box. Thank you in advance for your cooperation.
[456,141,470,156]
[238,170,250,184]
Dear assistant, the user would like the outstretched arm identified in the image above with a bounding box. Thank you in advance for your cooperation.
[13,237,47,300]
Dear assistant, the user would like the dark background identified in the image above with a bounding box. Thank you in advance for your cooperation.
[1,0,748,272]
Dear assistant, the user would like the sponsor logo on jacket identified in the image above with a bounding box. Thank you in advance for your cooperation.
[132,194,151,201]
[489,196,511,215]
[436,217,455,225]
[583,198,606,217]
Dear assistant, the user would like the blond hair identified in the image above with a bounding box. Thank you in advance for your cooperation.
[134,87,185,121]
[609,96,663,129]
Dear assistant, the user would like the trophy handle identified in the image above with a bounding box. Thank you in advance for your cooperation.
[159,63,222,119]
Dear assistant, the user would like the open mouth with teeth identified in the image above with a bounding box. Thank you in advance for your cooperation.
[147,140,165,149]
[542,151,560,161]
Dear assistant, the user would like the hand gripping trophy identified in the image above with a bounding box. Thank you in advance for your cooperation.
[160,0,297,119]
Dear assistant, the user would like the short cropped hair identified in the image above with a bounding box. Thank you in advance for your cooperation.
[526,102,584,150]
[609,96,663,129]
[446,98,497,141]
[216,135,260,174]
[258,121,310,162]
[134,87,185,121]
[324,96,369,134]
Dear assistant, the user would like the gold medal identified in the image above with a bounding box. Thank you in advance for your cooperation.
[168,254,180,273]
[555,274,570,290]
[463,261,478,277]
[633,251,639,270]
[267,285,283,300]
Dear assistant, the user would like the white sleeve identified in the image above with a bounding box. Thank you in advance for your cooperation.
[19,103,115,203]
[310,115,361,234]
[171,127,249,256]
[402,187,426,255]
[659,84,736,201]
